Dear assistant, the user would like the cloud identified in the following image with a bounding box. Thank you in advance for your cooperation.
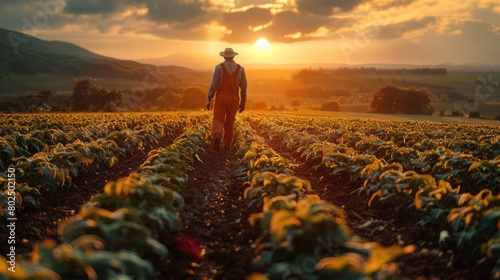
[219,7,273,42]
[1,0,500,66]
[234,0,275,8]
[221,6,273,28]
[63,0,126,15]
[143,0,206,24]
[296,0,364,15]
[63,0,208,24]
[418,20,500,64]
[261,11,349,42]
[376,17,436,40]
[471,3,500,27]
[220,7,355,43]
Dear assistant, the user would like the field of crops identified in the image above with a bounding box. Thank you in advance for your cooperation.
[1,111,499,279]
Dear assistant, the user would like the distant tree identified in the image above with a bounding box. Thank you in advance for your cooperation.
[251,101,268,110]
[168,91,183,109]
[68,78,122,111]
[94,88,122,111]
[468,111,480,118]
[70,78,97,110]
[370,85,433,115]
[0,102,23,113]
[179,87,205,109]
[320,100,340,111]
[291,99,300,107]
[36,90,53,104]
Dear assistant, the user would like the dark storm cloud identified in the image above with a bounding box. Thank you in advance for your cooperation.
[296,0,364,15]
[143,0,206,24]
[0,0,91,33]
[63,0,126,14]
[0,0,33,6]
[63,0,207,24]
[218,7,272,43]
[377,16,436,39]
[222,6,273,26]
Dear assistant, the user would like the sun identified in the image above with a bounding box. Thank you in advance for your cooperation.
[253,37,271,53]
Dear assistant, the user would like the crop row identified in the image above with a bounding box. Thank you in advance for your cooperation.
[245,115,500,193]
[0,120,211,279]
[261,113,500,156]
[0,113,204,169]
[245,114,500,279]
[0,113,207,231]
[231,119,414,279]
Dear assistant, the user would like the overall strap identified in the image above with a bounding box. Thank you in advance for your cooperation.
[220,63,240,76]
[220,63,228,75]
[234,64,241,77]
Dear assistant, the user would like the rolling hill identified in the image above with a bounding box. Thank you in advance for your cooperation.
[0,27,190,93]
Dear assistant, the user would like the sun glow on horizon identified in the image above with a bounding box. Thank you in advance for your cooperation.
[244,37,286,63]
[253,37,272,53]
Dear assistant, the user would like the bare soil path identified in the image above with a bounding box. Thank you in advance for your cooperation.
[153,142,261,279]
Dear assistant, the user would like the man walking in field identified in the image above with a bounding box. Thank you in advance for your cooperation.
[206,47,247,151]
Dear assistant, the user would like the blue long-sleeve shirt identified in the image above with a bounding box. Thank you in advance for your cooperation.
[207,60,247,105]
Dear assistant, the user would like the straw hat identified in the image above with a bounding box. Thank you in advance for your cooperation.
[219,47,238,57]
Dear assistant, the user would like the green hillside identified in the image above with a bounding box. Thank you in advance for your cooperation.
[0,27,105,59]
[0,28,190,93]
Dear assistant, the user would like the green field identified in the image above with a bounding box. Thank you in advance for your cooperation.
[338,102,500,118]
[0,73,147,94]
[283,106,500,125]
[1,111,498,279]
[366,72,483,94]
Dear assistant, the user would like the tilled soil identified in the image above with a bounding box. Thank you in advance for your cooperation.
[0,129,183,258]
[150,143,261,279]
[4,120,495,279]
[257,131,493,280]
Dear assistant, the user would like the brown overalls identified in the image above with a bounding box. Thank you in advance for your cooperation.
[211,63,241,148]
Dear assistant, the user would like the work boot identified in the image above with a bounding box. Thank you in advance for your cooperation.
[213,132,222,151]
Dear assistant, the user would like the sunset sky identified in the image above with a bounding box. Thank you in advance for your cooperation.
[1,0,500,69]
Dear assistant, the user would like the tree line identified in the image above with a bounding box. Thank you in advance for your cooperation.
[370,85,434,115]
[0,78,208,112]
[293,67,447,81]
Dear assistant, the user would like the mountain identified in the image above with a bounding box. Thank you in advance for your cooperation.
[0,28,189,81]
[0,28,105,59]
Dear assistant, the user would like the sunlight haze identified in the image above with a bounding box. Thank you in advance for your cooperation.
[1,0,499,69]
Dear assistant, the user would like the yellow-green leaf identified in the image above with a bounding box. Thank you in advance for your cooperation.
[368,190,381,207]
[270,210,301,241]
[247,272,270,280]
[316,254,364,273]
[469,160,487,171]
[364,245,415,274]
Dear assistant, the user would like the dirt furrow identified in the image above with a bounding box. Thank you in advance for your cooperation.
[157,143,260,279]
